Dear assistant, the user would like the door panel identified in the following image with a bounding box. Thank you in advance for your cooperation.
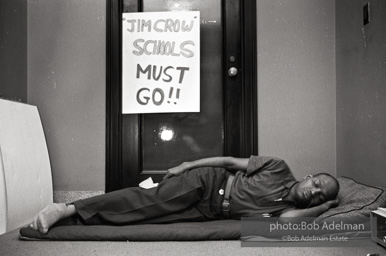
[106,0,257,192]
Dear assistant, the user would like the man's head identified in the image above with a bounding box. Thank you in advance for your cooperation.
[293,173,339,208]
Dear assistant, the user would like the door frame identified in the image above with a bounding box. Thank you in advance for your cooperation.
[106,0,257,192]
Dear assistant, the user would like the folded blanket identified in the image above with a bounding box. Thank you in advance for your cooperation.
[19,220,241,241]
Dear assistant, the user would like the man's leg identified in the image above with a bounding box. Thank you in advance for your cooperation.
[31,170,206,233]
[75,173,204,225]
[30,203,76,234]
[30,167,229,233]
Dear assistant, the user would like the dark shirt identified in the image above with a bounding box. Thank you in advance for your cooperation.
[230,156,297,218]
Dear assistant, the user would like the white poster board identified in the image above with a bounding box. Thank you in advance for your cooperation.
[122,11,200,114]
[0,99,53,234]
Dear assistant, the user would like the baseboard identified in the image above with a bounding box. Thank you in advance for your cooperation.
[53,191,104,203]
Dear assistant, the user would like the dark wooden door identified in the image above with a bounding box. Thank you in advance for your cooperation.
[106,0,257,192]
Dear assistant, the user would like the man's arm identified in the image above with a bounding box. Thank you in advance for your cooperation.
[279,199,339,218]
[163,156,249,179]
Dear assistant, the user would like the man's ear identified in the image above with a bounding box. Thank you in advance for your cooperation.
[303,174,313,179]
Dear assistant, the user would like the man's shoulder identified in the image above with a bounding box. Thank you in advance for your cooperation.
[250,155,287,164]
[247,156,291,175]
[250,155,283,159]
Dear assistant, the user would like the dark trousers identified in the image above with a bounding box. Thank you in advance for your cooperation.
[73,168,230,225]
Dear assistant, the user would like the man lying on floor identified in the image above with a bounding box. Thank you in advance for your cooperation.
[30,156,339,234]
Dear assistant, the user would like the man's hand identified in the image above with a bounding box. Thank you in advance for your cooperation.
[163,162,190,180]
[280,199,339,218]
[325,199,339,209]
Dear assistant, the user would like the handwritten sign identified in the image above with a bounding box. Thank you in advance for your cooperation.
[122,11,200,114]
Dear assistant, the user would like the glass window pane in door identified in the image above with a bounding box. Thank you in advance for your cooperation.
[141,0,223,170]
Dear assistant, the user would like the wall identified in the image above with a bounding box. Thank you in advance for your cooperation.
[0,0,27,102]
[2,0,340,194]
[336,0,386,188]
[257,0,336,179]
[27,0,106,195]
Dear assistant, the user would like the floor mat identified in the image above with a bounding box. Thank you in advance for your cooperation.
[19,220,240,241]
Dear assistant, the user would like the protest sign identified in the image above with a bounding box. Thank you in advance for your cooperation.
[122,11,200,114]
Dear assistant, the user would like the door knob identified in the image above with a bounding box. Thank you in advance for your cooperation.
[228,67,238,77]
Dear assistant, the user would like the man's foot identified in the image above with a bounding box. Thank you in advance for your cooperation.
[30,203,76,234]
